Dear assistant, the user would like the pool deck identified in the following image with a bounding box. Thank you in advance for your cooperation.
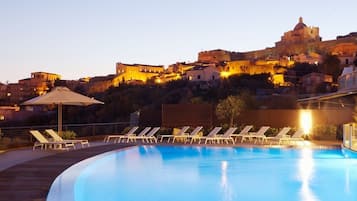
[0,140,341,201]
[0,142,135,201]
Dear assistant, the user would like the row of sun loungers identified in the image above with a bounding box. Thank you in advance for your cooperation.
[29,125,305,150]
[29,129,90,150]
[104,127,161,143]
[103,125,305,145]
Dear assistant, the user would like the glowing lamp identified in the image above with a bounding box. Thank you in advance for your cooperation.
[300,110,312,135]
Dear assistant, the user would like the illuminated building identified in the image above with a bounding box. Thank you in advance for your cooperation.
[185,65,220,82]
[116,62,164,83]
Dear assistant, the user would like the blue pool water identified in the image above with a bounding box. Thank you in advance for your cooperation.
[47,146,357,201]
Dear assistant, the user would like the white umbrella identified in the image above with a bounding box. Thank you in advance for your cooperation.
[22,86,104,135]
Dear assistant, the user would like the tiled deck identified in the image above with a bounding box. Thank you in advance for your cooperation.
[0,143,134,201]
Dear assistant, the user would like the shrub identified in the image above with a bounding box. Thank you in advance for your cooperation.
[220,123,230,131]
[310,125,337,140]
[157,127,172,136]
[264,127,279,137]
[122,127,132,133]
[61,130,77,139]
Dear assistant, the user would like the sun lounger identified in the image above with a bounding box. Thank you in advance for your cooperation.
[45,129,90,148]
[159,126,190,143]
[185,126,204,144]
[104,126,139,143]
[138,127,161,143]
[231,125,253,143]
[241,126,270,143]
[30,130,75,150]
[173,126,203,143]
[193,127,222,144]
[205,127,237,144]
[266,127,291,145]
[280,129,305,145]
[126,127,152,142]
[252,126,270,144]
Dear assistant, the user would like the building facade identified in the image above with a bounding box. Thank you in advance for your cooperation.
[0,72,61,105]
[301,72,333,94]
[276,17,321,47]
[185,65,220,82]
[116,63,164,83]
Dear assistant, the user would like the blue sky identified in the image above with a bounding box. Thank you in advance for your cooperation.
[1,0,356,83]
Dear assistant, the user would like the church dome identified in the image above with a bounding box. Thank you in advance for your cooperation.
[293,17,307,30]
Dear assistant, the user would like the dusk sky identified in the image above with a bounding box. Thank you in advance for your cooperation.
[1,0,356,83]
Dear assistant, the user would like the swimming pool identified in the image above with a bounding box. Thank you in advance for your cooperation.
[47,146,357,201]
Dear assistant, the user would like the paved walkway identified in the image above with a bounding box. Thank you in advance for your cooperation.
[0,143,134,201]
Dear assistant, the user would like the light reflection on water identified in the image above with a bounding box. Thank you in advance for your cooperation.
[298,148,319,201]
[47,146,357,201]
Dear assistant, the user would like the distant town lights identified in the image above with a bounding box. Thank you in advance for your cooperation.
[220,71,231,78]
[155,78,162,84]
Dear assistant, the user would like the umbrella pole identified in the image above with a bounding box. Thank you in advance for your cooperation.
[58,104,62,136]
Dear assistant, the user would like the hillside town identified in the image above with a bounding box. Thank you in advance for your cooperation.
[0,17,357,121]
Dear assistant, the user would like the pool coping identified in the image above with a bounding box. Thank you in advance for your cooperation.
[0,143,135,201]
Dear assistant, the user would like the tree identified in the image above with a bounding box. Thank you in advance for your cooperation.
[291,62,318,77]
[318,54,341,82]
[215,95,245,127]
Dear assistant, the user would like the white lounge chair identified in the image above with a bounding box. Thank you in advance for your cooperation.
[231,125,253,143]
[185,126,204,144]
[173,126,203,143]
[280,129,305,145]
[194,127,222,144]
[159,126,190,143]
[126,127,152,142]
[104,126,139,143]
[30,130,75,150]
[266,127,291,144]
[45,129,90,148]
[140,127,161,143]
[241,126,270,143]
[205,127,238,144]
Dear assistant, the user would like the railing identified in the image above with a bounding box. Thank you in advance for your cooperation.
[0,122,130,149]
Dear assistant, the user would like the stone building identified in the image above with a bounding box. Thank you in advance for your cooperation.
[18,72,61,96]
[86,74,122,94]
[301,72,333,94]
[0,72,61,105]
[116,63,164,83]
[184,65,220,82]
[167,62,195,74]
[276,17,321,47]
[198,49,231,63]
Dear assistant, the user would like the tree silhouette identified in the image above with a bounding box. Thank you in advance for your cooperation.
[318,54,341,82]
[215,95,245,127]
